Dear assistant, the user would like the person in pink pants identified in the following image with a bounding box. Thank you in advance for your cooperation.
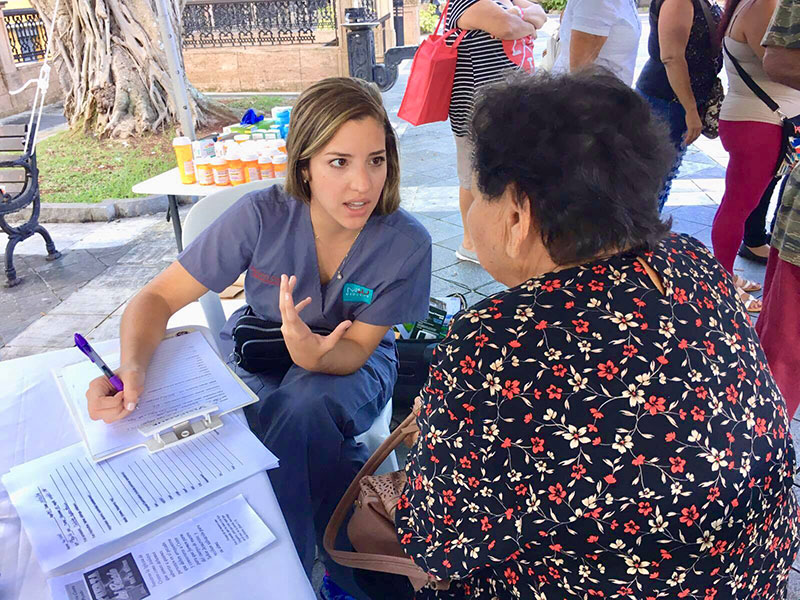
[711,0,800,312]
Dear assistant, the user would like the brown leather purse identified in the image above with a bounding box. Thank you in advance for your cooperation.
[323,412,451,593]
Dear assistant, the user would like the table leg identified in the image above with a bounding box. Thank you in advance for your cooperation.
[166,194,184,252]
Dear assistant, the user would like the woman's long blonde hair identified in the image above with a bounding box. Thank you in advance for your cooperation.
[285,77,401,215]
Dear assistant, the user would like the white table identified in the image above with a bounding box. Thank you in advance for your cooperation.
[132,168,285,252]
[0,332,315,599]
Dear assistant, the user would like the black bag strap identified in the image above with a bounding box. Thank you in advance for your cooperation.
[696,0,720,53]
[722,40,783,115]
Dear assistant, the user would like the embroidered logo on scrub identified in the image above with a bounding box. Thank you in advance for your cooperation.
[343,283,374,304]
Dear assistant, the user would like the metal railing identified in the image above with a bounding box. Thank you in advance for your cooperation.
[182,0,338,48]
[3,8,47,63]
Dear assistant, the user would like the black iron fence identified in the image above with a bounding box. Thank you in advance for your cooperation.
[3,8,47,63]
[182,0,338,48]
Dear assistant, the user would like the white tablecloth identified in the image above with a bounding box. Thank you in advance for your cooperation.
[0,331,314,599]
[132,167,285,197]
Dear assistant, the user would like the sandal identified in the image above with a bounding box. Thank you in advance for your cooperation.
[736,286,762,313]
[733,275,762,293]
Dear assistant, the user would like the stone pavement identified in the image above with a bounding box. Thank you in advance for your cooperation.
[1,14,798,595]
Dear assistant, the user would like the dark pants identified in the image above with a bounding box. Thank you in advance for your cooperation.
[638,90,690,212]
[231,343,398,596]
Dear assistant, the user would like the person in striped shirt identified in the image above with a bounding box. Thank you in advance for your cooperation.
[446,0,546,264]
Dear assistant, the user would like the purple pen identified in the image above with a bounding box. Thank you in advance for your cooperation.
[74,333,124,392]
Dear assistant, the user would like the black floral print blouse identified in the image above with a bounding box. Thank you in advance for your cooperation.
[396,233,799,599]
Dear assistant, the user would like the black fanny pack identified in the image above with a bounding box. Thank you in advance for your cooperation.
[231,306,332,373]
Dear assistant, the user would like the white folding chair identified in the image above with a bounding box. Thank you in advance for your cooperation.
[182,181,398,474]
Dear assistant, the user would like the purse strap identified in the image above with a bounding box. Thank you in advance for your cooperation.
[696,0,721,53]
[323,411,432,582]
[722,40,785,117]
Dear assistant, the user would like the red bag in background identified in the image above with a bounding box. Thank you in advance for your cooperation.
[398,1,467,126]
[503,36,535,73]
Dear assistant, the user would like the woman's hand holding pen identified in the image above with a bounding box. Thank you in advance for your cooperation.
[86,366,145,423]
[279,274,351,371]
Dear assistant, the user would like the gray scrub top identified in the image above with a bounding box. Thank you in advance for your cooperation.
[178,184,432,356]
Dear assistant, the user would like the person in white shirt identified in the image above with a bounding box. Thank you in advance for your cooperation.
[553,0,642,85]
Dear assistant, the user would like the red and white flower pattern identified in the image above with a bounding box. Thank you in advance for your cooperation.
[396,233,800,599]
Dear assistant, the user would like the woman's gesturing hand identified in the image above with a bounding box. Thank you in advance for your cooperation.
[279,274,352,371]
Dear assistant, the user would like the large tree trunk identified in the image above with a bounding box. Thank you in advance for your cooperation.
[28,0,235,138]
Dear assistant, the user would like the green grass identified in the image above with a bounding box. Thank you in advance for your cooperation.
[34,94,295,204]
[217,95,294,119]
[37,130,175,204]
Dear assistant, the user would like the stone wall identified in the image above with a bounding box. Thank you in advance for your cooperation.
[0,2,63,119]
[185,43,342,93]
[0,60,63,118]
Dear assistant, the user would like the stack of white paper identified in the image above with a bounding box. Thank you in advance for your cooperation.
[56,330,258,461]
[48,495,275,600]
[1,416,278,572]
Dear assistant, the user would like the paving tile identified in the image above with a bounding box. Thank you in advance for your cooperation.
[87,264,163,289]
[431,244,460,272]
[0,345,52,361]
[475,280,507,297]
[669,179,703,193]
[0,260,52,299]
[441,212,465,226]
[669,216,708,237]
[71,215,161,250]
[86,243,134,267]
[413,210,460,221]
[678,165,727,180]
[430,275,468,297]
[690,227,713,249]
[25,249,108,294]
[436,235,463,252]
[663,191,719,210]
[417,218,463,244]
[793,419,800,485]
[668,204,719,227]
[434,261,495,290]
[462,291,487,308]
[116,238,178,266]
[693,178,727,193]
[414,193,462,213]
[788,569,800,598]
[6,313,107,348]
[87,315,122,342]
[49,285,139,316]
[0,289,61,343]
[401,172,442,188]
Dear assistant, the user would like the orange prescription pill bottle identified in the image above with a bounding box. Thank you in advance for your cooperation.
[272,153,288,178]
[258,155,274,179]
[227,149,245,186]
[275,139,287,154]
[196,157,214,186]
[242,152,260,183]
[211,157,230,186]
[173,136,196,184]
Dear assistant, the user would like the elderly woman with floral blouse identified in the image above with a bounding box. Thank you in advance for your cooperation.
[394,69,800,600]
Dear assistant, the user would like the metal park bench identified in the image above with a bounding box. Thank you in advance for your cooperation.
[0,123,61,287]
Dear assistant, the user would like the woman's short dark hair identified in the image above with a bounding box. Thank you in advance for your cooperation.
[470,68,674,266]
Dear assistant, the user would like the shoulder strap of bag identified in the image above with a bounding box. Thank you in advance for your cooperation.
[697,0,720,52]
[722,40,783,115]
[323,412,431,581]
[434,0,449,36]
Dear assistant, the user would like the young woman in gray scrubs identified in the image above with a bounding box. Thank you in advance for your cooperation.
[84,78,433,594]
